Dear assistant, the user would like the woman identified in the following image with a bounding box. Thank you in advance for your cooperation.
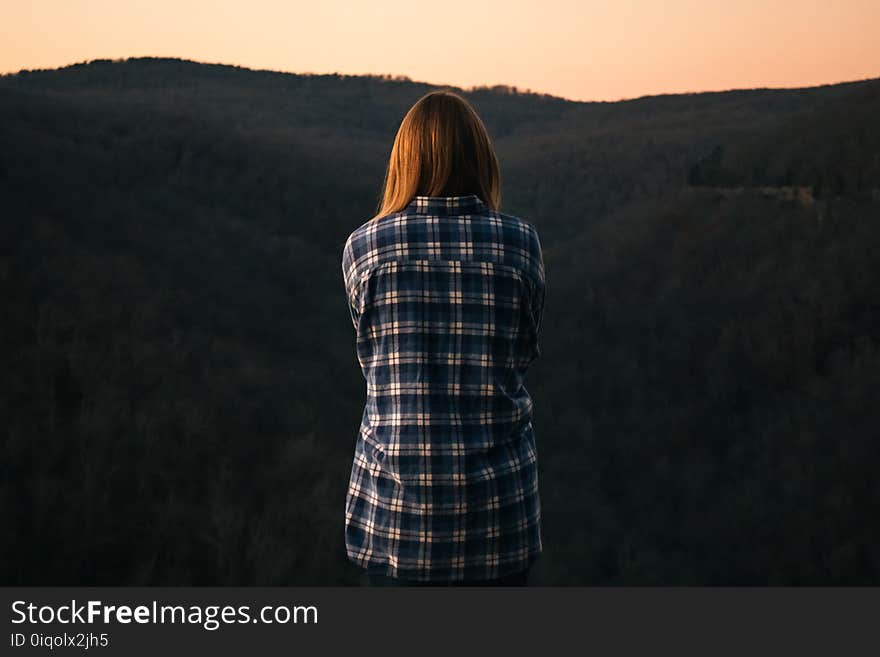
[341,89,545,586]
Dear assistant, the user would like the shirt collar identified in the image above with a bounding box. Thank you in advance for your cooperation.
[405,194,486,215]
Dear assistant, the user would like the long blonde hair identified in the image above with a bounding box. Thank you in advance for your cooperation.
[371,89,501,220]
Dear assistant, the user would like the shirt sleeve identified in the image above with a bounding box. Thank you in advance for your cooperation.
[524,225,546,363]
[341,236,360,331]
[531,275,545,341]
[526,276,545,362]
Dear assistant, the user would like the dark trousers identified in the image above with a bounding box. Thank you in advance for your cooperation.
[360,565,531,587]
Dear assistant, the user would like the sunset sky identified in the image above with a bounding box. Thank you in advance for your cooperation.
[1,0,878,102]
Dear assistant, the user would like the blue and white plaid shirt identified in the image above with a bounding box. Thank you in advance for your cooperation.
[341,194,545,582]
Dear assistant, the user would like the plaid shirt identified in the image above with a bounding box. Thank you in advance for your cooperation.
[341,194,545,582]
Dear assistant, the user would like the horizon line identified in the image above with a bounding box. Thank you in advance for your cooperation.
[3,55,879,105]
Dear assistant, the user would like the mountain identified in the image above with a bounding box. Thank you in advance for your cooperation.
[1,57,878,584]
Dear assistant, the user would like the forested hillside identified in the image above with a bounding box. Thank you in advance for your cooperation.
[1,57,878,584]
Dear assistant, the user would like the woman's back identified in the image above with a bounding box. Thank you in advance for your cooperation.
[341,193,545,582]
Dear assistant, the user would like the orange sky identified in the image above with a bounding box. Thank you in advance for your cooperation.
[1,0,878,101]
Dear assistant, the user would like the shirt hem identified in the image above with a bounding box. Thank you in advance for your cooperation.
[348,546,543,583]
